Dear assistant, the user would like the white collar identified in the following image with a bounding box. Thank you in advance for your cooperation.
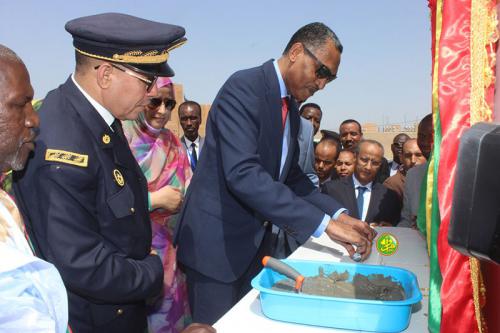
[352,174,373,191]
[184,136,200,147]
[273,60,288,99]
[71,74,115,127]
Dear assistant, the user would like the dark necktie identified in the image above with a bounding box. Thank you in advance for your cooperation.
[111,119,140,173]
[356,186,367,220]
[281,97,289,130]
[111,119,126,142]
[190,142,197,171]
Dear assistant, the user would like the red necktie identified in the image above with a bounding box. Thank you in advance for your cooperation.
[281,97,289,130]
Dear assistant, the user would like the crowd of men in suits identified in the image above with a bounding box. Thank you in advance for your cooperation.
[1,15,431,331]
[299,112,432,229]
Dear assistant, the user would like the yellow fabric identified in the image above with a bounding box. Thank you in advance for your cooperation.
[468,2,497,331]
[470,0,497,125]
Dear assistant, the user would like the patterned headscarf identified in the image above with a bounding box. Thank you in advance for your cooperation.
[122,78,191,200]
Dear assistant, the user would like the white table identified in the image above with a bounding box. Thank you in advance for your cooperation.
[214,227,430,332]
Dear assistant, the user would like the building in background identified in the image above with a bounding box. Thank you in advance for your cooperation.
[166,84,419,158]
[166,84,210,138]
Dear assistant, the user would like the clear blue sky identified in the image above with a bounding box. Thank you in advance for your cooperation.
[0,1,431,131]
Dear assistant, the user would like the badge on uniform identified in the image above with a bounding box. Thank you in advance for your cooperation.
[113,169,125,186]
[45,149,88,167]
[102,134,111,144]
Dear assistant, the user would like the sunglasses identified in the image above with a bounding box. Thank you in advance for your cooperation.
[94,63,158,93]
[148,97,177,110]
[302,44,337,82]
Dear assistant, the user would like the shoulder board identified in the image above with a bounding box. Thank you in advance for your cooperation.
[45,149,88,167]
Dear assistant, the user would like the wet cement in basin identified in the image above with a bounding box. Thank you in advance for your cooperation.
[271,267,405,301]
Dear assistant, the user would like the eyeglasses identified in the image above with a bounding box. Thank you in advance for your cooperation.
[358,156,382,168]
[302,44,337,82]
[148,97,176,110]
[94,64,158,93]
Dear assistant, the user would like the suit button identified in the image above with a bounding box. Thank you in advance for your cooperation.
[130,207,135,213]
[117,308,123,315]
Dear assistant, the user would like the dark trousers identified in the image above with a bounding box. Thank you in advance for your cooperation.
[183,229,275,325]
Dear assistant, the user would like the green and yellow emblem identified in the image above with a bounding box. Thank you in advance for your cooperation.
[113,169,125,186]
[376,233,399,256]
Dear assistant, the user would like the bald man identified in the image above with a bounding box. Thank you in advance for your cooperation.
[388,133,410,176]
[399,114,433,227]
[314,137,340,185]
[0,44,68,332]
[322,140,401,226]
[384,138,426,203]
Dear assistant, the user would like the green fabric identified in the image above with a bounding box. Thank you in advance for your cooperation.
[428,113,443,333]
[417,163,429,237]
[416,113,443,333]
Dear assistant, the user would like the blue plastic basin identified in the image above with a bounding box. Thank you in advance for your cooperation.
[251,259,422,332]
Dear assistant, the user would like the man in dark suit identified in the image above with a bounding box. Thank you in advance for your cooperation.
[174,22,376,324]
[297,102,323,186]
[300,102,322,136]
[314,136,341,185]
[13,13,187,333]
[297,117,318,186]
[322,140,401,226]
[339,119,390,183]
[179,100,204,171]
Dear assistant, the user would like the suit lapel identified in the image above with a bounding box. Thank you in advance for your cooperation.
[199,136,205,150]
[366,183,382,222]
[344,176,360,219]
[279,98,300,182]
[262,60,284,180]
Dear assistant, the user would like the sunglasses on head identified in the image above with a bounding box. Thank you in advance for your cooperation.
[148,97,177,110]
[302,44,337,82]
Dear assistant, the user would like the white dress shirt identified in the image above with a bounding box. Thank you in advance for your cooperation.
[183,136,201,165]
[389,160,400,177]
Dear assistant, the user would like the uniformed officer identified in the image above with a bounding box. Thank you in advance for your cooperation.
[14,13,187,333]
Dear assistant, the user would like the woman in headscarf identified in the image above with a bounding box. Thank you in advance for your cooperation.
[123,77,192,333]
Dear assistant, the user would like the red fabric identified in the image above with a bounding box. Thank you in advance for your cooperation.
[436,0,480,332]
[484,263,500,333]
[281,97,289,129]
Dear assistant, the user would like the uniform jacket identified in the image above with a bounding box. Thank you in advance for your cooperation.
[321,175,401,225]
[13,77,163,333]
[174,60,343,282]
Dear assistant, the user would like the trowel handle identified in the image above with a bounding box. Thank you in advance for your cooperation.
[262,256,305,291]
